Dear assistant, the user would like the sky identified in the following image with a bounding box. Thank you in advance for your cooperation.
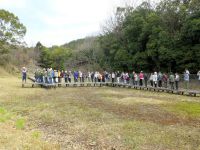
[0,0,158,47]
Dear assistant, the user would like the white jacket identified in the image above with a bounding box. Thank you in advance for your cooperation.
[153,74,158,82]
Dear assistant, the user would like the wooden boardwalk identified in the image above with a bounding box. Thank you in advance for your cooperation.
[22,77,200,97]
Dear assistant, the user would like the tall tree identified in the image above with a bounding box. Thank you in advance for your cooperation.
[0,9,26,65]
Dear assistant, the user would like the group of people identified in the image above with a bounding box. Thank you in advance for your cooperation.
[22,67,200,90]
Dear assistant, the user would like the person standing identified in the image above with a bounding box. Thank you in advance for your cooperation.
[51,69,55,83]
[162,73,168,88]
[184,69,190,90]
[74,71,79,83]
[34,69,39,82]
[22,67,27,83]
[88,72,91,82]
[43,68,47,83]
[98,72,102,82]
[169,73,175,90]
[175,73,180,90]
[111,72,115,83]
[47,68,51,83]
[48,68,53,84]
[68,71,72,83]
[121,72,125,84]
[60,70,64,83]
[94,72,98,83]
[54,70,58,83]
[91,72,94,82]
[125,72,129,84]
[144,73,148,87]
[134,73,138,86]
[149,73,153,87]
[153,72,158,88]
[64,71,68,83]
[79,71,83,82]
[131,71,135,85]
[104,71,108,82]
[44,69,47,83]
[82,72,85,82]
[197,70,200,83]
[139,71,144,86]
[158,72,163,87]
[58,70,61,83]
[116,71,121,83]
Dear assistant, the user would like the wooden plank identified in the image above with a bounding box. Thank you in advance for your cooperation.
[21,81,200,97]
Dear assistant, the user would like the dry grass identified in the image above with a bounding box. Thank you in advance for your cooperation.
[0,70,200,149]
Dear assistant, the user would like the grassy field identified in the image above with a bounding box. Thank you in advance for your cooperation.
[0,70,200,149]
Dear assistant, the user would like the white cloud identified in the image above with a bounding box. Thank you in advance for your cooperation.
[1,0,161,47]
[0,0,27,9]
[25,22,100,47]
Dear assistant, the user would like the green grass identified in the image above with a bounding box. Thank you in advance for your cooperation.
[15,118,25,129]
[167,102,200,118]
[32,131,41,139]
[0,107,12,122]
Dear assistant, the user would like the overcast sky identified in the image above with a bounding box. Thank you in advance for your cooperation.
[0,0,159,47]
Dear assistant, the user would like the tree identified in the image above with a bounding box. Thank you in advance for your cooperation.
[0,9,26,65]
[98,0,200,73]
[0,9,26,45]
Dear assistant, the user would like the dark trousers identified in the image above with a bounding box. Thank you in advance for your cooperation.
[22,75,26,82]
[65,78,68,83]
[140,79,143,86]
[158,80,162,87]
[112,78,115,83]
[144,80,147,87]
[150,80,153,87]
[175,81,179,90]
